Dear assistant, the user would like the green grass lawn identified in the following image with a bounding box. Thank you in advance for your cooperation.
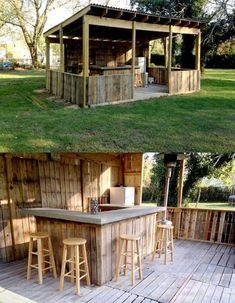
[0,69,234,152]
[188,202,235,211]
[142,201,235,211]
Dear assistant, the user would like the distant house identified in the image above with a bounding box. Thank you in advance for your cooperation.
[44,4,204,107]
[0,39,31,63]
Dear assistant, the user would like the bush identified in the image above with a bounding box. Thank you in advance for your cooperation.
[190,186,232,202]
[205,55,235,68]
[151,54,165,66]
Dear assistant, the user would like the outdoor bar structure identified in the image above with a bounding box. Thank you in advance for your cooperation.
[0,152,234,287]
[44,4,204,107]
[0,152,235,301]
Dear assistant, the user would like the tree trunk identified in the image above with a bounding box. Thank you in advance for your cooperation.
[28,45,38,69]
[196,188,201,208]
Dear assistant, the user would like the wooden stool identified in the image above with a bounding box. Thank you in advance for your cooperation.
[59,238,90,295]
[152,224,174,265]
[27,232,57,284]
[116,234,142,286]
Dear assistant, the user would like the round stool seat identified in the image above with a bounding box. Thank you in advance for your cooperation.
[120,234,141,241]
[63,238,86,246]
[30,232,49,239]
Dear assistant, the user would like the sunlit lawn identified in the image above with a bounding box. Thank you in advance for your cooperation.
[142,201,235,211]
[0,69,234,152]
[187,202,235,211]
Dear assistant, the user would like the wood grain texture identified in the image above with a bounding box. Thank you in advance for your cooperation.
[168,207,235,245]
[0,153,143,262]
[169,70,200,94]
[36,211,164,285]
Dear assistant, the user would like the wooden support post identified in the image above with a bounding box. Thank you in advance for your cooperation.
[167,25,173,94]
[195,31,201,71]
[164,37,168,68]
[80,160,84,211]
[195,31,201,91]
[176,159,185,238]
[45,38,50,90]
[177,159,185,208]
[82,15,89,107]
[139,153,144,206]
[46,38,50,72]
[148,42,151,67]
[132,21,136,97]
[3,154,16,261]
[59,25,64,98]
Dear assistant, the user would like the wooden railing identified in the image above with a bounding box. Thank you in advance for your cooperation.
[46,70,133,107]
[46,70,84,106]
[88,74,133,106]
[148,67,167,85]
[168,207,235,245]
[169,70,200,94]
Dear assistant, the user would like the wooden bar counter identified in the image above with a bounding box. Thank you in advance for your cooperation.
[23,206,165,285]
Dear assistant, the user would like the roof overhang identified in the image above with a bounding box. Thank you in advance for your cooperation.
[44,3,205,38]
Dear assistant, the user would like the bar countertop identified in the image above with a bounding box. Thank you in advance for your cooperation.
[89,65,140,70]
[22,206,165,225]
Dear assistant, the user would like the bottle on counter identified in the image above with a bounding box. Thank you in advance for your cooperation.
[90,198,99,215]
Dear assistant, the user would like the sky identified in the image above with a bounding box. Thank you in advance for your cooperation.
[45,0,131,31]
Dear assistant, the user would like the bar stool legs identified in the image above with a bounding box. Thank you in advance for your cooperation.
[152,224,174,265]
[27,232,57,285]
[116,234,142,286]
[59,238,90,295]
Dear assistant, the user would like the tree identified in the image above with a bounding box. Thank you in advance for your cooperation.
[183,153,234,204]
[143,153,234,207]
[202,9,235,64]
[0,0,80,68]
[131,0,207,68]
[143,154,180,207]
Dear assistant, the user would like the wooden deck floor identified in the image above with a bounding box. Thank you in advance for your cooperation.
[0,240,234,303]
[134,85,168,102]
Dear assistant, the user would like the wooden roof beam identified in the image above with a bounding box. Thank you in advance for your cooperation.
[191,21,200,28]
[153,16,160,23]
[140,15,149,22]
[173,20,181,26]
[100,8,108,17]
[181,20,191,27]
[115,10,123,19]
[87,15,199,34]
[163,18,171,25]
[129,13,137,21]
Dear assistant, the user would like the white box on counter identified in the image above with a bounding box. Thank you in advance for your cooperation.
[110,187,135,206]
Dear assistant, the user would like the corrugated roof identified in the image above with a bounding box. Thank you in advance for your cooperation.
[44,3,205,36]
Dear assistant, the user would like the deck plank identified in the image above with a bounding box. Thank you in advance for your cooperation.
[219,267,233,288]
[210,285,223,303]
[191,283,209,303]
[0,240,234,303]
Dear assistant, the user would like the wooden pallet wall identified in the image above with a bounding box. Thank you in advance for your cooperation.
[168,207,235,245]
[0,155,40,262]
[88,74,133,105]
[64,40,134,72]
[148,67,167,85]
[123,154,143,205]
[0,153,142,261]
[46,70,84,106]
[0,156,13,262]
[36,211,164,285]
[169,70,200,94]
